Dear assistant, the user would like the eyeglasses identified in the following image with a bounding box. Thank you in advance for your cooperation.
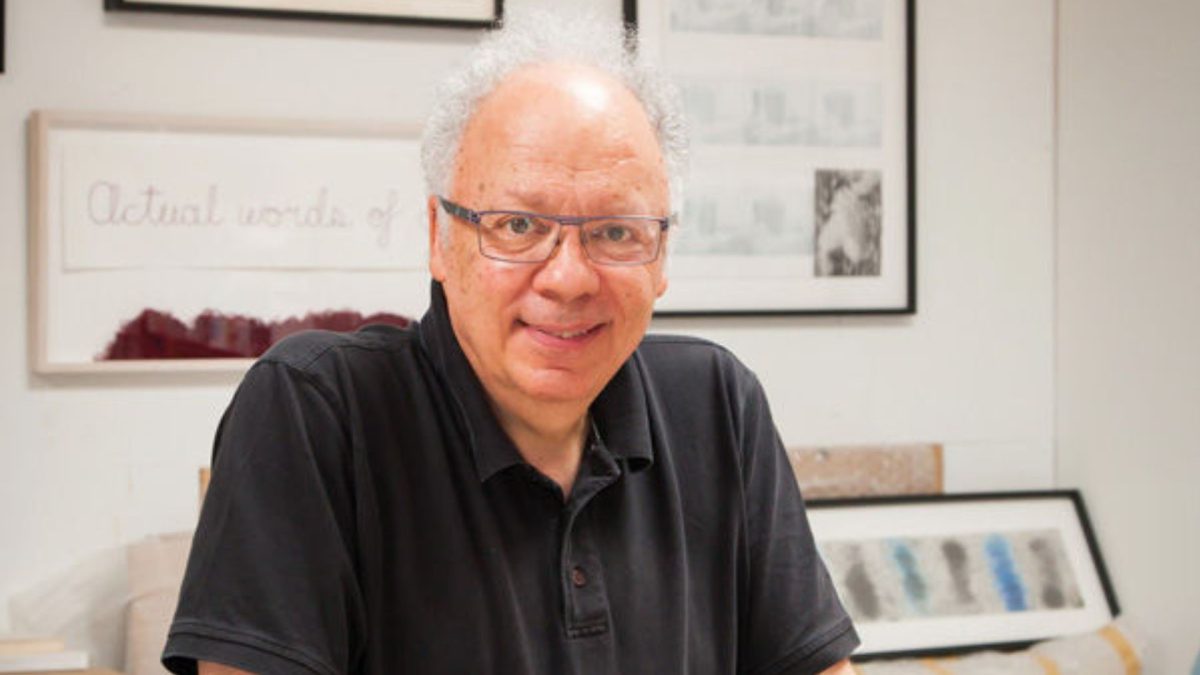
[438,196,671,266]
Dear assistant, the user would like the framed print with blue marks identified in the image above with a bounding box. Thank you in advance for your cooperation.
[806,491,1118,660]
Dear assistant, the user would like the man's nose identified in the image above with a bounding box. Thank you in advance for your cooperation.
[531,226,601,301]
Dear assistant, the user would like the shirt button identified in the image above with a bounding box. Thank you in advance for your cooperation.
[570,566,588,588]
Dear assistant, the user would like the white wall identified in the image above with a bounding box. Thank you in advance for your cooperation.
[1056,1,1200,672]
[0,0,1056,648]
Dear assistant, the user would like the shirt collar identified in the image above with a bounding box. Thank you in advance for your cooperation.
[416,281,654,483]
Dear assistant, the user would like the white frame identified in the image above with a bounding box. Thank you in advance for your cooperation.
[28,110,429,375]
[635,0,915,315]
[806,491,1118,658]
[105,0,501,28]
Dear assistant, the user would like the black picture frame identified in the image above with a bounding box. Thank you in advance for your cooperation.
[103,0,503,29]
[627,0,916,317]
[806,490,1119,661]
[1,0,6,74]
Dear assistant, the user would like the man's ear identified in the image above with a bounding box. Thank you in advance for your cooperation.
[428,195,446,282]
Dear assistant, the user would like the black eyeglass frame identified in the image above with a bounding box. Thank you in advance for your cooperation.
[438,196,672,266]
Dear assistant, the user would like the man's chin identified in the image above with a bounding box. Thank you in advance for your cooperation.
[511,369,605,407]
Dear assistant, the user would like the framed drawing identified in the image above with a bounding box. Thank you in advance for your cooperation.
[630,0,915,315]
[103,0,502,28]
[28,110,432,374]
[806,491,1119,660]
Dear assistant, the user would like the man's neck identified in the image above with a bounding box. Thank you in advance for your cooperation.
[490,399,590,499]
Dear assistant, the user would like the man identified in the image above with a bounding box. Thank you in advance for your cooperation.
[163,11,858,675]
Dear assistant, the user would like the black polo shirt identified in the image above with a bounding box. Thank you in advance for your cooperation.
[163,282,858,675]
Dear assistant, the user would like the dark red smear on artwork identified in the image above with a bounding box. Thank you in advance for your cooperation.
[101,308,411,360]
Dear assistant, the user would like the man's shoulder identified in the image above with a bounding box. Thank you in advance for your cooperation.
[637,333,740,366]
[635,333,755,388]
[256,324,418,376]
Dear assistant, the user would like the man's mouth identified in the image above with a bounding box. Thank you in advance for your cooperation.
[546,328,591,339]
[519,320,606,342]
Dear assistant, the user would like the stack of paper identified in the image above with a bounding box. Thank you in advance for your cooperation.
[0,636,90,673]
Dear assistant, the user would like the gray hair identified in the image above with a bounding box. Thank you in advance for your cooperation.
[419,8,689,217]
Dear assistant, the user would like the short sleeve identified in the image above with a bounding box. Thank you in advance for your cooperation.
[736,371,859,675]
[163,359,366,675]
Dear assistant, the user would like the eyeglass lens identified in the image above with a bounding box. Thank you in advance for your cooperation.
[478,212,662,264]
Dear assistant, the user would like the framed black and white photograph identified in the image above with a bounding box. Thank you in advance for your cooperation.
[104,0,502,28]
[806,491,1119,659]
[631,0,914,315]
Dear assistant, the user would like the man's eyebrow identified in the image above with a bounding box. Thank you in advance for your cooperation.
[498,188,550,211]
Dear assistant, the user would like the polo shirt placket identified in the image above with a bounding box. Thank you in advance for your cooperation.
[558,437,619,643]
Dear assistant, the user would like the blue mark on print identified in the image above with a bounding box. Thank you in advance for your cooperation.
[889,540,929,615]
[985,534,1028,611]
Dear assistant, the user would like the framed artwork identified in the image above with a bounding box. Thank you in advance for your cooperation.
[806,491,1119,660]
[27,110,432,374]
[630,0,915,315]
[103,0,502,28]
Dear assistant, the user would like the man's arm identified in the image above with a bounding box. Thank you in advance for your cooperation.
[729,361,861,672]
[161,358,364,674]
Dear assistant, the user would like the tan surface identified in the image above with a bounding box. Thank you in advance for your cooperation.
[199,468,210,504]
[0,637,67,656]
[788,443,943,499]
[125,534,191,675]
[8,670,122,674]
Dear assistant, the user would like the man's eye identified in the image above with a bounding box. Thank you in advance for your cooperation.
[502,216,535,236]
[599,225,631,243]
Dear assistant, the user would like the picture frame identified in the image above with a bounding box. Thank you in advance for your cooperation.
[27,110,432,375]
[630,0,915,315]
[806,490,1119,660]
[103,0,502,29]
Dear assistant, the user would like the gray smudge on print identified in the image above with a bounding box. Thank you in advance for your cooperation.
[941,539,976,605]
[846,559,881,620]
[1029,537,1066,608]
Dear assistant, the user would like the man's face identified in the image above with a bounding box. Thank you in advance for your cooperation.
[429,62,669,411]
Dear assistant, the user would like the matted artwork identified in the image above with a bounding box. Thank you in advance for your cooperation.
[806,491,1118,659]
[103,0,502,28]
[28,110,431,374]
[630,0,915,315]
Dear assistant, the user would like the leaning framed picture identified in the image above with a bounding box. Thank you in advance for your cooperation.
[27,110,432,374]
[104,0,502,28]
[630,0,915,315]
[806,491,1119,659]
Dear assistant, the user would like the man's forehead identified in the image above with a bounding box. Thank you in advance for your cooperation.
[493,61,626,99]
[453,61,668,209]
[468,62,653,141]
